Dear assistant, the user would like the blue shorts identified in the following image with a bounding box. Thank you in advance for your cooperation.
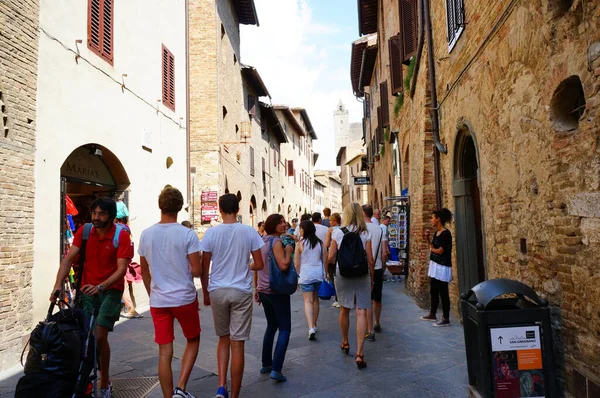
[300,281,322,293]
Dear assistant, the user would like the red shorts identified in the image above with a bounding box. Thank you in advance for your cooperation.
[150,299,201,345]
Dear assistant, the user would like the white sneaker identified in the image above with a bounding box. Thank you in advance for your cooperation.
[173,387,196,398]
[308,327,316,340]
[97,382,112,398]
[331,301,341,308]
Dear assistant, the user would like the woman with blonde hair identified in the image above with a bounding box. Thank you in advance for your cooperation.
[327,203,374,369]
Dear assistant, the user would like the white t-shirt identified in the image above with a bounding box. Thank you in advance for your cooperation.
[138,223,201,308]
[371,217,380,225]
[366,223,387,270]
[200,223,264,294]
[314,223,328,244]
[332,226,371,268]
[380,224,389,239]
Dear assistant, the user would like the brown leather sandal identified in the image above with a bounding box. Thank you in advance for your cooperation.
[340,342,350,355]
[355,354,367,369]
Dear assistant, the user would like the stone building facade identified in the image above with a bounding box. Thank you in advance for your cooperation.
[314,170,343,214]
[276,106,318,219]
[189,0,259,228]
[353,0,600,395]
[0,0,39,372]
[189,1,315,227]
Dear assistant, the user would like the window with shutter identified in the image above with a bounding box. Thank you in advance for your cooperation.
[288,160,294,177]
[399,0,418,63]
[446,0,465,50]
[380,82,390,127]
[162,45,175,111]
[88,0,113,64]
[250,146,255,176]
[248,95,256,117]
[262,156,265,173]
[388,35,404,96]
[376,106,382,147]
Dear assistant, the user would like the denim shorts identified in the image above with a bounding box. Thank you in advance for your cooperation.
[300,281,322,293]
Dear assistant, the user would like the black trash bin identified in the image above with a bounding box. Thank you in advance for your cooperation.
[460,278,557,398]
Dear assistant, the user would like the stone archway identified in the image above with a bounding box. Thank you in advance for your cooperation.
[453,120,486,295]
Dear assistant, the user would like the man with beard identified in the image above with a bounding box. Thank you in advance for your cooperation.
[51,197,132,398]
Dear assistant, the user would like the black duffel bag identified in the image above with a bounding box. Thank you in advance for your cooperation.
[15,298,87,397]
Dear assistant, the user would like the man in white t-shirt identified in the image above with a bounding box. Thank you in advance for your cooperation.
[362,205,388,342]
[139,186,202,398]
[200,194,264,398]
[311,212,329,243]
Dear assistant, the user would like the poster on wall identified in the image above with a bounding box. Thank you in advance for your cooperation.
[201,191,219,222]
[489,326,546,398]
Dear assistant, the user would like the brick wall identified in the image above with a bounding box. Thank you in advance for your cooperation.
[428,0,600,395]
[0,0,39,371]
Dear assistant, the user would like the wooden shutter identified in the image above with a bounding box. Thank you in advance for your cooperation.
[399,0,418,63]
[250,146,255,176]
[447,0,465,44]
[162,45,175,111]
[376,106,382,149]
[388,35,404,95]
[380,82,390,127]
[88,0,113,64]
[248,95,256,117]
[288,160,294,177]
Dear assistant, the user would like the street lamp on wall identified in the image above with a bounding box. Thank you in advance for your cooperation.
[240,121,252,140]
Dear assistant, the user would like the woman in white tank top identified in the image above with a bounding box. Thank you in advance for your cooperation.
[294,221,327,341]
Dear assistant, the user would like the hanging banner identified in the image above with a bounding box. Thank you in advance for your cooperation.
[490,326,545,398]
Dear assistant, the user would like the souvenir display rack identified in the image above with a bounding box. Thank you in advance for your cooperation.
[383,196,410,276]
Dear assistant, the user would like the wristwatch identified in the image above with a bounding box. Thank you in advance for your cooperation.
[97,284,104,292]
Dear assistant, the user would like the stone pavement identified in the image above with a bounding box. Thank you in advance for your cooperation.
[0,281,470,397]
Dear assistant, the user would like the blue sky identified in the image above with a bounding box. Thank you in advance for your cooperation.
[241,0,363,170]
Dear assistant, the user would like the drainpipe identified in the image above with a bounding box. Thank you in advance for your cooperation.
[410,0,424,99]
[185,0,191,205]
[423,0,446,210]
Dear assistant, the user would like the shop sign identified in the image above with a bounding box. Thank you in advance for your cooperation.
[354,176,371,185]
[201,191,219,222]
[61,147,116,187]
[490,326,545,398]
[201,191,218,202]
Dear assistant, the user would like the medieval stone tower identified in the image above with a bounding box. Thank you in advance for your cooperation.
[333,99,349,152]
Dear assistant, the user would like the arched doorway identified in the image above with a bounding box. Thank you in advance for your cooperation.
[60,144,130,254]
[261,199,268,220]
[453,122,486,295]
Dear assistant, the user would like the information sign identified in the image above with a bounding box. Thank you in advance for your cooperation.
[354,176,371,185]
[490,326,545,398]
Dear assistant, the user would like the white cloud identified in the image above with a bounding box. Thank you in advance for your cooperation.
[241,0,362,170]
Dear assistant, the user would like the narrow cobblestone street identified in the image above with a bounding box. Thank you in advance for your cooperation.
[1,281,469,398]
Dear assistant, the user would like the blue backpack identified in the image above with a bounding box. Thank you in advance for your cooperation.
[268,237,298,295]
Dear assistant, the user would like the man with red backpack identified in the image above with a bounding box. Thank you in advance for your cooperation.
[51,197,132,398]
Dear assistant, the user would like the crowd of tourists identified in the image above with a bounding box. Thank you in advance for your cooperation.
[50,187,453,398]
